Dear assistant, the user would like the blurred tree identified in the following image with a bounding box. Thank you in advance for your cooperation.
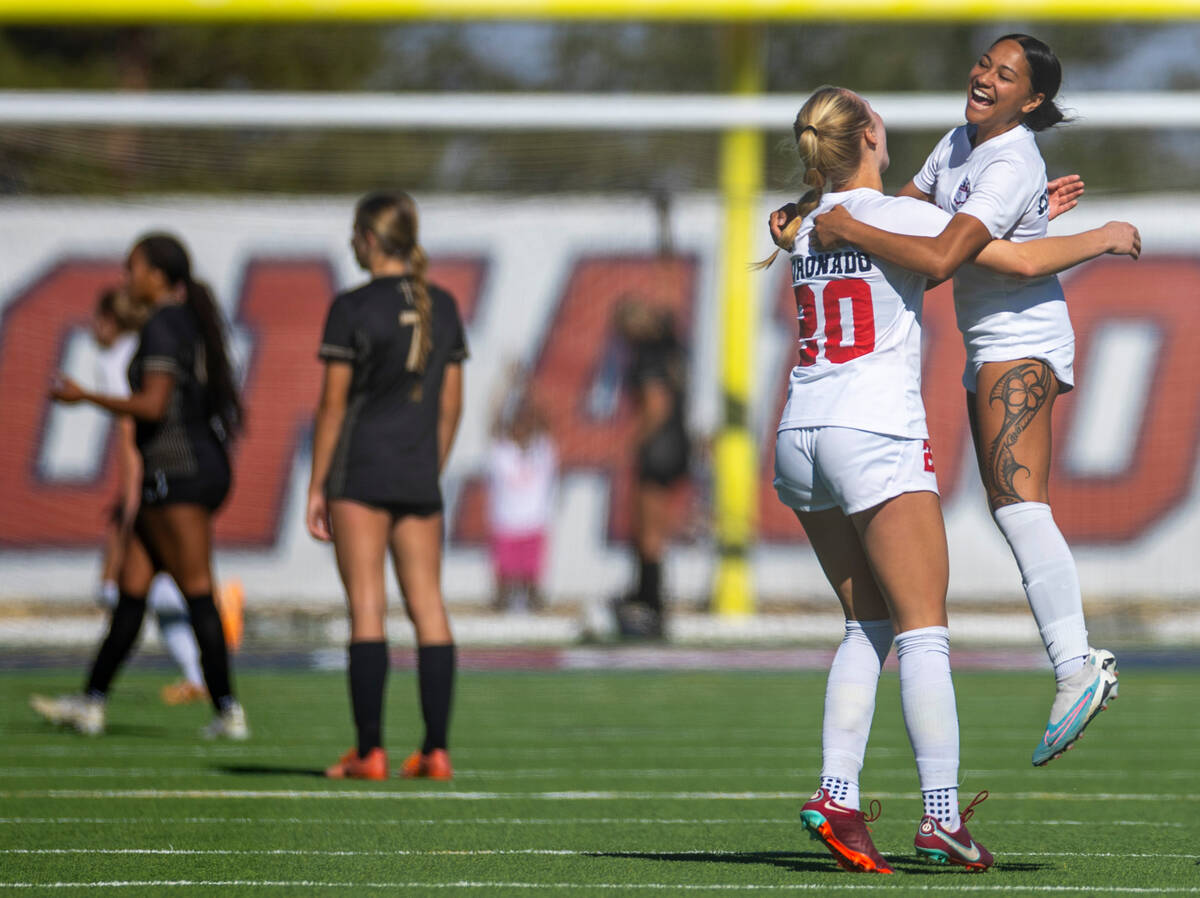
[0,26,384,89]
[0,23,1195,195]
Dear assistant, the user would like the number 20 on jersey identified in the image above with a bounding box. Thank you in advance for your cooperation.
[794,277,876,366]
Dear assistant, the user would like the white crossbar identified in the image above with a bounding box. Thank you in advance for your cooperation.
[0,90,1196,130]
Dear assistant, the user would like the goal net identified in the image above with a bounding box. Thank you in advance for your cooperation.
[1,91,1198,633]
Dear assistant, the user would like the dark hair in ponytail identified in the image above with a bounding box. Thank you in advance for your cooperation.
[995,33,1068,132]
[133,232,243,437]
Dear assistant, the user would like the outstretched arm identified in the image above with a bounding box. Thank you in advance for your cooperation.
[813,205,993,282]
[974,221,1140,278]
[51,370,173,422]
[767,179,931,247]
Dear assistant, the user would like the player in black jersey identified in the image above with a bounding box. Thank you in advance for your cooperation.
[307,191,466,781]
[33,233,248,740]
[612,299,690,640]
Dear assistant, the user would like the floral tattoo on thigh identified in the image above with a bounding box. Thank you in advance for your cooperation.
[985,361,1052,507]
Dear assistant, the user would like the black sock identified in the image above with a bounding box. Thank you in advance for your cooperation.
[185,593,234,712]
[349,641,388,758]
[417,644,455,753]
[637,558,662,613]
[85,593,147,698]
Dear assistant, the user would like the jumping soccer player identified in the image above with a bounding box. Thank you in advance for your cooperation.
[762,85,1137,872]
[807,35,1122,768]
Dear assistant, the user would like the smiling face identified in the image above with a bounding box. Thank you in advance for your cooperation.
[965,39,1045,134]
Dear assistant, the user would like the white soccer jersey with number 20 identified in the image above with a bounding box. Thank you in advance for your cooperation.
[914,124,1073,374]
[777,188,951,441]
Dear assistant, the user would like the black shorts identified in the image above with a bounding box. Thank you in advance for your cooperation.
[142,457,231,513]
[329,494,443,520]
[637,428,690,487]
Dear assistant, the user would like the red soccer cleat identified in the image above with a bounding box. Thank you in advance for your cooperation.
[325,747,389,781]
[914,790,994,871]
[799,788,893,874]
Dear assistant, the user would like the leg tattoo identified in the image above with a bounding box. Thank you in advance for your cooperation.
[985,361,1053,506]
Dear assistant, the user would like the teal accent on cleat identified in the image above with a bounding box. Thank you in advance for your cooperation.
[913,791,993,872]
[799,788,893,874]
[915,847,951,865]
[1032,647,1119,767]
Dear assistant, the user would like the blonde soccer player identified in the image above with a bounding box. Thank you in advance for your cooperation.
[308,191,467,781]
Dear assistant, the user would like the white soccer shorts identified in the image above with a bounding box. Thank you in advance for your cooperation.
[962,341,1075,394]
[774,426,939,516]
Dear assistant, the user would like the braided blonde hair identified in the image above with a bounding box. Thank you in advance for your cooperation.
[756,87,874,269]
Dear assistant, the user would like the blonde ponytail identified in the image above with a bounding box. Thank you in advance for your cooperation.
[754,87,873,270]
[354,190,437,398]
[408,243,434,373]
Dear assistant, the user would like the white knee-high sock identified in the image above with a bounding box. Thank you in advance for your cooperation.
[819,619,894,810]
[895,625,960,829]
[993,502,1089,682]
[149,575,204,687]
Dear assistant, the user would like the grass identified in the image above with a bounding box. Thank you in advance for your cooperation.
[1,662,1198,896]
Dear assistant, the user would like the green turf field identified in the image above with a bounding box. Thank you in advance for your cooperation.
[2,665,1198,895]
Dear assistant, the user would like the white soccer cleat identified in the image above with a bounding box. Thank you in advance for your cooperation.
[30,694,106,736]
[1032,647,1118,766]
[201,701,250,741]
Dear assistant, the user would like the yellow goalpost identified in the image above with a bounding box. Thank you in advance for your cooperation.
[3,0,1199,20]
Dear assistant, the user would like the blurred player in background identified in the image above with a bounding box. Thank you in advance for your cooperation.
[308,191,466,781]
[763,86,1138,873]
[808,34,1122,767]
[34,233,248,739]
[611,298,690,640]
[486,376,558,613]
[91,286,209,707]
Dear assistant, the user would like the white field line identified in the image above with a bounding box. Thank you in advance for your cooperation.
[0,816,1184,827]
[2,767,1194,781]
[0,745,865,759]
[2,789,1199,801]
[23,739,1182,761]
[5,848,1199,860]
[1,881,1200,893]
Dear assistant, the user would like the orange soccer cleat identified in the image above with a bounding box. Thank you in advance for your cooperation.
[325,747,389,781]
[399,748,454,781]
[160,679,208,706]
[800,788,893,874]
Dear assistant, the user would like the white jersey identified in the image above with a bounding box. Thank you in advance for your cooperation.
[778,188,950,440]
[487,433,558,537]
[914,124,1073,367]
[93,333,137,399]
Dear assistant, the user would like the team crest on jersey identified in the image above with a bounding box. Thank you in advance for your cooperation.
[952,177,971,210]
[1038,189,1049,216]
